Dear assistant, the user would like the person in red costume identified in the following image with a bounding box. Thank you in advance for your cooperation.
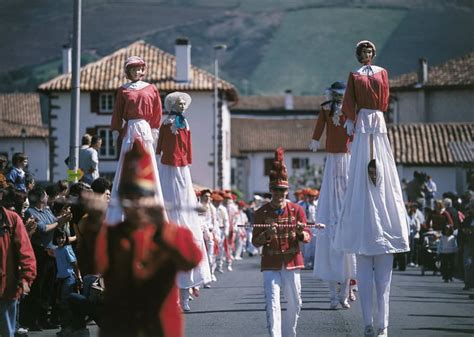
[106,56,166,225]
[93,140,202,337]
[0,186,37,337]
[252,147,312,337]
[310,81,356,310]
[333,40,409,337]
[156,92,211,312]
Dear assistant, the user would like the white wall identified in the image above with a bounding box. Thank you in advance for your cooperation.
[393,89,474,123]
[185,91,215,188]
[50,93,113,181]
[428,90,474,122]
[395,91,426,123]
[0,138,49,181]
[243,151,326,198]
[50,91,230,188]
[221,100,231,189]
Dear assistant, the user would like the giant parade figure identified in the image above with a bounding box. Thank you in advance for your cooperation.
[309,81,356,310]
[156,92,211,312]
[333,40,410,337]
[106,56,166,224]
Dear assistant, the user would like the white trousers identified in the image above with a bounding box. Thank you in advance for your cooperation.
[207,238,217,275]
[329,278,350,302]
[263,269,302,337]
[356,254,393,329]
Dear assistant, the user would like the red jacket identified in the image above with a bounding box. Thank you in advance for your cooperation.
[342,65,389,121]
[312,102,351,153]
[96,219,202,337]
[111,84,162,132]
[252,202,311,271]
[156,123,192,167]
[0,207,36,300]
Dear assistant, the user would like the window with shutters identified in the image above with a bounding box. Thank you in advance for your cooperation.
[99,93,114,113]
[96,127,117,160]
[292,158,309,169]
[263,157,273,176]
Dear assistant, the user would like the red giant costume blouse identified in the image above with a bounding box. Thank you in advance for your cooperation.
[111,83,162,132]
[252,202,311,271]
[95,220,202,337]
[342,65,390,121]
[156,122,192,167]
[312,101,351,153]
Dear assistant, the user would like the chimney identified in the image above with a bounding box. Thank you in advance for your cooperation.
[418,58,428,86]
[62,44,72,74]
[284,89,294,110]
[175,38,191,83]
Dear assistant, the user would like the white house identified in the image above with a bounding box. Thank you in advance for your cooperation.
[0,93,49,182]
[38,39,238,188]
[231,97,473,200]
[231,95,326,199]
[389,52,474,123]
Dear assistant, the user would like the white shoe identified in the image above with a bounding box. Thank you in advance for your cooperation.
[227,265,233,271]
[211,274,217,282]
[329,299,339,309]
[204,283,211,289]
[182,302,191,312]
[364,325,375,337]
[217,268,224,273]
[234,257,243,261]
[339,298,351,309]
[377,328,387,336]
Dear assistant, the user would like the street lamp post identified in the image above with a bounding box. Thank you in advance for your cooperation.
[21,128,26,153]
[213,44,227,190]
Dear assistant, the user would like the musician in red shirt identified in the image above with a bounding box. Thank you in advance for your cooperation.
[252,147,311,337]
[106,56,166,225]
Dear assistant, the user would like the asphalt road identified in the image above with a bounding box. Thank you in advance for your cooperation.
[29,256,474,337]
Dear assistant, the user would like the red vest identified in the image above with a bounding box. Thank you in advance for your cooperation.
[252,202,310,271]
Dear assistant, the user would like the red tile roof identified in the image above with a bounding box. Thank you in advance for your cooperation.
[388,123,473,165]
[232,95,326,111]
[0,93,48,138]
[231,117,320,156]
[390,52,474,89]
[38,40,238,101]
[232,117,474,166]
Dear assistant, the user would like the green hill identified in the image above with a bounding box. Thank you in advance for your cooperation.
[0,0,473,95]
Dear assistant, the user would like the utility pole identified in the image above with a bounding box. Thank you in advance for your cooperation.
[213,44,226,189]
[68,0,81,183]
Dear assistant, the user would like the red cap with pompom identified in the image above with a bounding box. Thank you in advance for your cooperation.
[269,147,289,190]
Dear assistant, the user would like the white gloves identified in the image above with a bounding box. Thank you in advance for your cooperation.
[112,130,119,147]
[309,140,320,152]
[344,119,354,136]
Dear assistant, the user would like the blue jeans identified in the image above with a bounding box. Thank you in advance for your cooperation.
[58,275,77,327]
[0,298,18,337]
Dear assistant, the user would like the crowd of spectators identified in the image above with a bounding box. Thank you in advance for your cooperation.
[401,171,474,295]
[0,152,111,337]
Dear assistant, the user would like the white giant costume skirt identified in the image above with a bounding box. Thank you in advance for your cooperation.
[313,153,356,281]
[159,163,212,288]
[106,119,166,225]
[333,109,410,256]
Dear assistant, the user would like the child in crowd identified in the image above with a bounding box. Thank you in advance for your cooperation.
[7,153,28,192]
[437,225,457,282]
[53,229,83,336]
